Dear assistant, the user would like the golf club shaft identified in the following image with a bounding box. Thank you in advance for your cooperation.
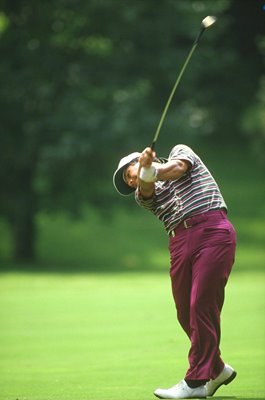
[151,28,205,151]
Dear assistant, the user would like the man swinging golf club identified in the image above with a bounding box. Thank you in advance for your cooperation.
[113,15,237,399]
[113,144,237,398]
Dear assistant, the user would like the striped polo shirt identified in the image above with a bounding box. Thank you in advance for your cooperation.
[135,144,227,234]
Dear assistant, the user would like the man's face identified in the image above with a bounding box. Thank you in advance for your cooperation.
[124,162,139,189]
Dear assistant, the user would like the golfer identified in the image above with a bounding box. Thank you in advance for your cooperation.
[113,144,237,399]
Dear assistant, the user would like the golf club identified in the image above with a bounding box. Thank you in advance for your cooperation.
[151,15,217,150]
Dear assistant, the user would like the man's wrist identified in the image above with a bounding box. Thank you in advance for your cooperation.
[139,165,157,182]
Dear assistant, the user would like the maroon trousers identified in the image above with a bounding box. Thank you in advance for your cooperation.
[169,210,236,381]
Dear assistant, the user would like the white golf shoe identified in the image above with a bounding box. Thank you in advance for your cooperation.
[205,363,237,396]
[154,379,206,399]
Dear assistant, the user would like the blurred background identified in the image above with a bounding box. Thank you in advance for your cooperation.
[0,0,264,270]
[0,1,264,399]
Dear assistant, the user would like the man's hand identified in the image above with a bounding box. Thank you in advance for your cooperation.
[137,147,157,199]
[139,147,156,168]
[138,147,157,182]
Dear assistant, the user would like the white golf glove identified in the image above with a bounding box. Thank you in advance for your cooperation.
[139,165,157,182]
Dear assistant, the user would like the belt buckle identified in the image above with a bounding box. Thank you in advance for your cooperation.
[183,218,192,229]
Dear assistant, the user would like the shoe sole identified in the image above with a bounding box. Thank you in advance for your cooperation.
[154,395,206,399]
[208,370,237,396]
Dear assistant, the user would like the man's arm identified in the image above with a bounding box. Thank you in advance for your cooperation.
[137,148,191,199]
[157,160,191,181]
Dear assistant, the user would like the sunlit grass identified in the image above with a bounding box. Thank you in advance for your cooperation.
[0,271,264,399]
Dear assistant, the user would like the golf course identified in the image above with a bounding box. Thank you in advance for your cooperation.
[0,154,264,399]
[0,269,264,400]
[0,1,264,399]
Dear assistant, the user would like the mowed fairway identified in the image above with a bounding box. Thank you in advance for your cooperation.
[0,270,264,400]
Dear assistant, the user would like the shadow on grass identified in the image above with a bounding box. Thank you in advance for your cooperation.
[214,398,265,400]
[213,397,236,400]
[0,254,264,275]
[0,200,264,275]
[0,256,171,274]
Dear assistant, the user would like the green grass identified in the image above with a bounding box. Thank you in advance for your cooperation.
[0,271,264,400]
[37,210,265,274]
[0,146,264,399]
[1,207,263,274]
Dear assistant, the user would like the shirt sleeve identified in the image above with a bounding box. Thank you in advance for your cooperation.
[135,188,155,211]
[168,144,196,167]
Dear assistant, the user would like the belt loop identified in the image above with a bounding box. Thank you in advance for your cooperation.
[221,209,227,219]
[183,218,192,229]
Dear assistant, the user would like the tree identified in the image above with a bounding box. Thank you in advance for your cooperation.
[0,0,263,261]
[195,0,264,146]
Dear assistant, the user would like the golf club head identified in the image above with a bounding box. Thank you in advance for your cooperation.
[202,16,217,29]
[195,15,217,45]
